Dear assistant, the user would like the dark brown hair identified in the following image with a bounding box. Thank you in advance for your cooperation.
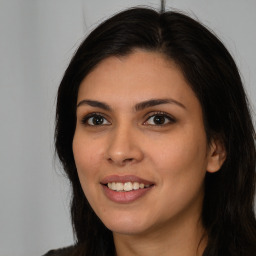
[55,7,256,255]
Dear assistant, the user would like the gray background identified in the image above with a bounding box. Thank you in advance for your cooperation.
[0,0,255,255]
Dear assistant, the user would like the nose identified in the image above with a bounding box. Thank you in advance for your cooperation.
[105,124,144,166]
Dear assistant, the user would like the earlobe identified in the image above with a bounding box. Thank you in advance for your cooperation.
[206,138,226,173]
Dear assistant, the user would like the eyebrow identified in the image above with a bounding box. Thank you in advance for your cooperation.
[134,98,186,111]
[77,100,111,110]
[76,98,186,111]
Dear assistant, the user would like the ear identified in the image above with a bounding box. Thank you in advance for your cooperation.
[206,137,226,173]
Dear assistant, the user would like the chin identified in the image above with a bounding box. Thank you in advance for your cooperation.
[107,224,148,236]
[101,213,151,235]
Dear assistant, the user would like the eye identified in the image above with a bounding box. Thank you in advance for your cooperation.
[144,112,175,126]
[81,113,110,126]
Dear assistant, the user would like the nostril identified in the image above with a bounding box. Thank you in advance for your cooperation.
[122,158,135,165]
[107,157,135,165]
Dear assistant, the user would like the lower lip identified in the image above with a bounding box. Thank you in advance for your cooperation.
[102,185,153,203]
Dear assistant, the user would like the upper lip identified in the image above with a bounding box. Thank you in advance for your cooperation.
[100,175,154,185]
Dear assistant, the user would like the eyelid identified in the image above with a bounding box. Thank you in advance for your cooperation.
[80,112,111,126]
[143,111,176,126]
[79,111,176,126]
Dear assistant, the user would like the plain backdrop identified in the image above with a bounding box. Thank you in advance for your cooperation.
[0,0,255,255]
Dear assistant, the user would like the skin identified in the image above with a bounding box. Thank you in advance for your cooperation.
[73,50,226,256]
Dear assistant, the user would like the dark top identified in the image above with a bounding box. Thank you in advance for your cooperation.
[43,246,76,256]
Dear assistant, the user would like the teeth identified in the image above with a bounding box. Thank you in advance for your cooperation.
[116,183,124,191]
[107,182,151,192]
[111,182,116,190]
[123,182,133,191]
[133,182,140,190]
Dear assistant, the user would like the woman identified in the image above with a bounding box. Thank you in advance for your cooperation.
[45,7,256,256]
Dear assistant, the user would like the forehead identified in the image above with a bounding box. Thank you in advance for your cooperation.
[77,50,197,108]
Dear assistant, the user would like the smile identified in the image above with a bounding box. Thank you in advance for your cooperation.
[101,175,155,203]
[107,182,151,192]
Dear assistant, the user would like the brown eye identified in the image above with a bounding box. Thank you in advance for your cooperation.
[82,114,110,126]
[153,115,166,125]
[145,113,175,126]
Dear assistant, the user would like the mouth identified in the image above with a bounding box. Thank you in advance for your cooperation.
[103,181,153,192]
[100,175,155,203]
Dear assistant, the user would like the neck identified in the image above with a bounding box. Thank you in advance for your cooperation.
[113,210,207,256]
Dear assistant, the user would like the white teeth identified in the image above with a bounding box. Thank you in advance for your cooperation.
[116,183,124,191]
[133,182,140,190]
[111,182,116,190]
[124,182,133,191]
[107,182,151,191]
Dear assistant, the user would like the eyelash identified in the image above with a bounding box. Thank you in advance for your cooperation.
[144,111,176,126]
[81,112,110,126]
[80,112,176,127]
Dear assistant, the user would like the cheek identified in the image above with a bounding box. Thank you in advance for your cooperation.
[146,132,207,216]
[146,129,208,180]
[72,133,105,184]
[72,133,106,208]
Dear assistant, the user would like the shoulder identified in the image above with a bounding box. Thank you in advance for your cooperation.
[42,245,76,256]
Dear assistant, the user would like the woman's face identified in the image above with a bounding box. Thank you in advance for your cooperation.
[73,50,222,236]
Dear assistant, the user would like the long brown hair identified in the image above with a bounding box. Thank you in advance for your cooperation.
[55,7,256,255]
